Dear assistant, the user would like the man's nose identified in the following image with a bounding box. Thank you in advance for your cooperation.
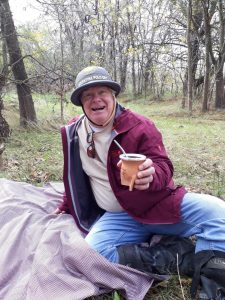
[92,93,101,101]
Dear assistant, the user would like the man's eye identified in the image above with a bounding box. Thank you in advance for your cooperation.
[83,94,92,101]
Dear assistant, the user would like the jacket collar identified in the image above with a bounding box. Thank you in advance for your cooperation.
[113,103,141,134]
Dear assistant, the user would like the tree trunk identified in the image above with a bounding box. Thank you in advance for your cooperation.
[182,69,188,108]
[58,13,65,123]
[0,11,8,75]
[215,0,225,109]
[187,0,193,112]
[215,67,224,109]
[0,0,36,127]
[201,1,211,112]
[0,13,10,142]
[126,5,137,96]
[180,0,203,108]
[119,43,129,93]
[202,50,210,112]
[131,53,136,96]
[144,56,152,97]
[111,23,117,81]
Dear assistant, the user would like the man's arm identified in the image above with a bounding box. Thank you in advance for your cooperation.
[133,120,174,191]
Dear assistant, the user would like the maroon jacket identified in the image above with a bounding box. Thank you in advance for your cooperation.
[59,105,187,233]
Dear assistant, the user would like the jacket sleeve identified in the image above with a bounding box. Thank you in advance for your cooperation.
[58,191,70,213]
[138,120,174,191]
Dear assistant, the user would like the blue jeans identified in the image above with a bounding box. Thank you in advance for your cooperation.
[85,193,225,263]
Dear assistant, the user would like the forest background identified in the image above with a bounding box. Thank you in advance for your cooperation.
[0,0,225,299]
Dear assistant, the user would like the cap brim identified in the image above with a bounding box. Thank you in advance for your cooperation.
[71,80,121,106]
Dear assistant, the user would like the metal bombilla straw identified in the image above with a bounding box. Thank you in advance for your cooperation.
[113,140,136,191]
[113,140,127,157]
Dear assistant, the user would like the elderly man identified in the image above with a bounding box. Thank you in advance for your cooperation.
[55,66,225,300]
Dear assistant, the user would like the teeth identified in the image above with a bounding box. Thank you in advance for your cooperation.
[92,107,104,111]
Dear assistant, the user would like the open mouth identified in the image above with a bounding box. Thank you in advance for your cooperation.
[92,106,105,111]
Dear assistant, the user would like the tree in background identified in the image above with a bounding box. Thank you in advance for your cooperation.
[5,0,224,114]
[0,51,10,168]
[0,0,37,127]
[0,7,10,141]
[187,0,193,112]
[200,0,224,111]
[201,0,212,112]
[211,0,225,109]
[0,75,10,141]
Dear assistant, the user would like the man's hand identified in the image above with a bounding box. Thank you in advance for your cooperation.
[117,158,155,190]
[52,208,66,214]
[134,158,155,190]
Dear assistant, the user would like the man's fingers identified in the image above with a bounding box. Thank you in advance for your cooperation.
[134,182,150,190]
[52,208,61,214]
[52,208,66,215]
[137,166,155,179]
[135,174,154,185]
[138,158,153,171]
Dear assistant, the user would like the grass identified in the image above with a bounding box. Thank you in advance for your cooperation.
[1,92,225,299]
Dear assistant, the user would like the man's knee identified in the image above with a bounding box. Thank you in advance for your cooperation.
[85,235,119,263]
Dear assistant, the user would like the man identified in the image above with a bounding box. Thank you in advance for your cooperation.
[55,66,225,300]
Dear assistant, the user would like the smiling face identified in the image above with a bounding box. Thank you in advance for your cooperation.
[81,86,115,126]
